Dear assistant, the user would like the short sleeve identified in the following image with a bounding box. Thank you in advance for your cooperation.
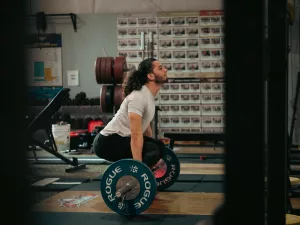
[128,92,147,116]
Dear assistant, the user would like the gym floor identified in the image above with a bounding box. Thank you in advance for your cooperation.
[27,146,300,225]
[27,146,223,225]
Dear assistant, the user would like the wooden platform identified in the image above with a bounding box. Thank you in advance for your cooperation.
[291,198,300,209]
[31,191,224,215]
[180,163,224,175]
[31,190,300,216]
[173,147,224,154]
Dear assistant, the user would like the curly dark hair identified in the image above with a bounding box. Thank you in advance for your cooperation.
[123,58,157,97]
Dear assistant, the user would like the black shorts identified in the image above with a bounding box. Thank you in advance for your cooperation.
[93,133,165,168]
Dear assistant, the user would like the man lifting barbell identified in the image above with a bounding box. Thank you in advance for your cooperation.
[95,58,181,215]
[93,57,168,171]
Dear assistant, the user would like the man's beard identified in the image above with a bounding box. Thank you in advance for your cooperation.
[154,76,168,84]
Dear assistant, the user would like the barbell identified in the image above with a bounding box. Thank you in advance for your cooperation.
[100,147,180,215]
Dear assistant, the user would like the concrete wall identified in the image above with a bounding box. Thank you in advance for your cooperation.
[27,14,118,99]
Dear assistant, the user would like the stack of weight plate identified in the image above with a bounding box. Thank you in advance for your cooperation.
[94,56,127,113]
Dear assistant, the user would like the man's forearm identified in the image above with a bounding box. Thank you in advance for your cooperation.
[131,133,143,161]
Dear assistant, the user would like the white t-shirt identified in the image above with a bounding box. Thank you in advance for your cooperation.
[100,85,156,137]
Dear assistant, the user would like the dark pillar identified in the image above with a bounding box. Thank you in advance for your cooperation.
[1,1,30,225]
[267,0,288,223]
[223,0,265,224]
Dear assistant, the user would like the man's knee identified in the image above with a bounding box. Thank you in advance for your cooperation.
[155,140,166,159]
[143,142,161,167]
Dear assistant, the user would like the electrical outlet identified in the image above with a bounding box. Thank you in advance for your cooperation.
[67,70,79,86]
